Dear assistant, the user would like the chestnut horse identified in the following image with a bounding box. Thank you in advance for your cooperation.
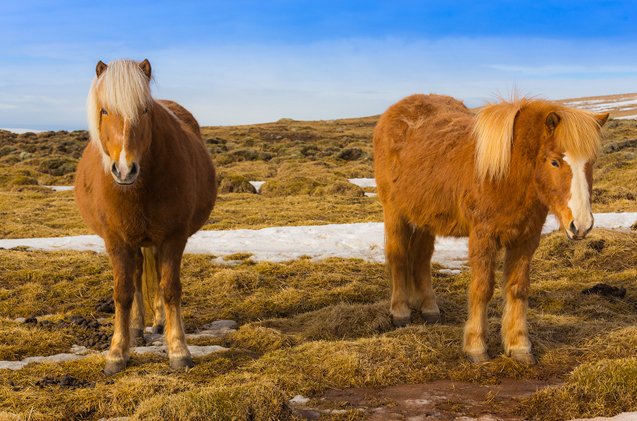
[75,59,217,374]
[374,94,608,364]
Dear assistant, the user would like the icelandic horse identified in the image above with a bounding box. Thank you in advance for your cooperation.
[75,59,217,374]
[374,94,608,364]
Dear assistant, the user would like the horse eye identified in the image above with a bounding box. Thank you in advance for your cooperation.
[101,108,108,115]
[143,107,149,114]
[551,160,560,168]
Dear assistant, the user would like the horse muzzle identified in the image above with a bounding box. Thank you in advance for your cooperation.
[111,161,139,185]
[565,218,593,241]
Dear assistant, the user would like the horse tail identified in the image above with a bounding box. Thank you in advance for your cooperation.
[141,246,164,333]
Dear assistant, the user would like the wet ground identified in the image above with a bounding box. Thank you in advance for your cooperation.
[293,379,560,420]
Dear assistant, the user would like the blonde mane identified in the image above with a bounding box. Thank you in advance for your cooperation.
[472,97,603,182]
[87,60,152,145]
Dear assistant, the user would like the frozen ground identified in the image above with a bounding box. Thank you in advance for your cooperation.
[562,93,637,119]
[0,128,43,134]
[0,212,635,269]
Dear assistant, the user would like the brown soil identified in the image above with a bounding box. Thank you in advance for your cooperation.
[299,378,561,420]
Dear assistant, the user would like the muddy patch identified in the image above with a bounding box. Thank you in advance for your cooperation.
[296,379,560,420]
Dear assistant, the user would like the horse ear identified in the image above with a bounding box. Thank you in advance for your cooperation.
[545,112,561,132]
[96,61,107,77]
[139,59,152,79]
[596,113,610,127]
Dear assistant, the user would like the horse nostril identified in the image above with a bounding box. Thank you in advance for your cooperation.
[111,163,120,178]
[569,221,577,235]
[129,162,138,177]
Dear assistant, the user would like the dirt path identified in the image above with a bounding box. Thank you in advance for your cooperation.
[293,379,560,420]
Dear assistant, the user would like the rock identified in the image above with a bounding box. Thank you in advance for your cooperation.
[201,320,238,331]
[95,296,115,313]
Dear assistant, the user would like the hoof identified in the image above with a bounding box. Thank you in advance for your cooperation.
[391,315,411,327]
[169,356,194,370]
[422,311,441,324]
[511,350,536,365]
[130,328,144,345]
[151,324,164,335]
[467,352,490,365]
[104,359,126,376]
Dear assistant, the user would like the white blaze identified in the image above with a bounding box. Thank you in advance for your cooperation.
[564,154,593,232]
[118,148,129,179]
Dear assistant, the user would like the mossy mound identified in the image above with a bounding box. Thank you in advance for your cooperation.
[217,175,257,194]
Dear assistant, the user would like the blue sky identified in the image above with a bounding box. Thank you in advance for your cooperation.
[1,1,636,129]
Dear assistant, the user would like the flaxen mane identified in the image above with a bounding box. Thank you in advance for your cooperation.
[87,60,153,146]
[473,97,603,181]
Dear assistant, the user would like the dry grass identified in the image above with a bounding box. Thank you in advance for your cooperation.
[0,229,635,419]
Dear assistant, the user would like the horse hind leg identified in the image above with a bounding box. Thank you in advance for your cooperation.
[141,247,165,334]
[384,207,413,327]
[409,228,440,324]
[129,248,145,345]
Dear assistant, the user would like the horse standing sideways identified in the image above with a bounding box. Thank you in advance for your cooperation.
[75,59,217,374]
[374,94,608,364]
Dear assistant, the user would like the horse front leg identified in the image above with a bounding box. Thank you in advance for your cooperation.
[502,235,540,365]
[104,242,136,375]
[158,237,192,370]
[463,231,497,363]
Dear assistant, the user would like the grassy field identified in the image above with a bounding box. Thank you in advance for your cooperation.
[0,230,635,419]
[0,115,636,420]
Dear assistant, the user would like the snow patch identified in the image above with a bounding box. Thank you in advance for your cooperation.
[0,128,43,134]
[249,181,265,192]
[289,395,310,405]
[0,212,634,269]
[44,185,74,192]
[0,344,228,371]
[348,178,376,188]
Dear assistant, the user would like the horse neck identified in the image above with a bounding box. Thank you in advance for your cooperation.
[490,132,543,207]
[145,101,174,170]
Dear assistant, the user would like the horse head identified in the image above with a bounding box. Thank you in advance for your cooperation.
[88,59,153,185]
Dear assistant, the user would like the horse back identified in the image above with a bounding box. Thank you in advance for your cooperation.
[157,99,201,138]
[373,94,475,235]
